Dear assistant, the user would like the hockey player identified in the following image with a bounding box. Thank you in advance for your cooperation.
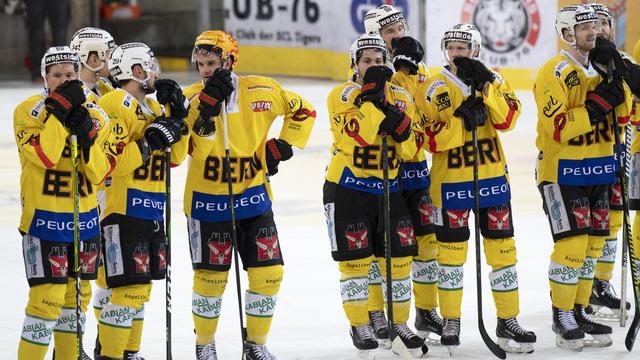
[587,2,634,320]
[96,42,190,360]
[183,30,315,360]
[15,46,111,360]
[415,24,536,353]
[324,33,425,357]
[363,4,442,344]
[534,4,633,350]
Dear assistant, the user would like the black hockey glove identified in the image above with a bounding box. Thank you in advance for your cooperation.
[589,37,629,81]
[265,138,293,176]
[355,65,393,107]
[45,80,86,124]
[585,80,625,124]
[379,103,411,143]
[392,37,424,75]
[144,116,183,152]
[199,68,234,118]
[625,59,640,98]
[192,115,216,138]
[155,79,190,119]
[66,106,97,150]
[453,95,487,131]
[453,57,495,91]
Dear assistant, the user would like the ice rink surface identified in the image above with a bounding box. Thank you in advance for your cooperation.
[0,75,637,359]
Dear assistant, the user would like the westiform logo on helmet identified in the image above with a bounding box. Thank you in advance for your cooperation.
[445,31,472,41]
[120,42,146,50]
[357,38,384,48]
[575,12,597,23]
[77,32,104,39]
[378,13,403,28]
[44,53,78,66]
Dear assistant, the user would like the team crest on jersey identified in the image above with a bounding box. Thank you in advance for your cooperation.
[571,199,591,229]
[397,220,415,246]
[417,74,427,84]
[418,196,434,225]
[564,70,580,90]
[207,232,232,265]
[345,223,368,250]
[256,227,280,261]
[394,99,407,111]
[133,245,150,274]
[48,246,68,278]
[447,209,469,229]
[345,118,360,138]
[611,183,622,206]
[80,243,99,274]
[487,207,511,230]
[414,132,425,151]
[251,101,272,112]
[435,92,451,111]
[591,204,610,230]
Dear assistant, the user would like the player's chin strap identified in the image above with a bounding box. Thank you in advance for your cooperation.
[83,60,105,73]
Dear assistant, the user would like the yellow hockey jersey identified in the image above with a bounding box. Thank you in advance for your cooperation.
[326,80,414,194]
[14,91,113,242]
[184,73,315,222]
[83,77,115,104]
[416,67,520,210]
[534,50,633,186]
[183,80,204,102]
[98,89,189,221]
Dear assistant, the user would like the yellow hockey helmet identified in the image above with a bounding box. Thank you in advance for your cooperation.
[192,30,239,69]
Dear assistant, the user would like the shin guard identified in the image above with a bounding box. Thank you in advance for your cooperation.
[412,233,438,310]
[575,236,606,306]
[246,265,283,345]
[437,241,468,319]
[339,257,373,327]
[484,238,519,318]
[193,269,228,345]
[378,256,413,324]
[367,259,384,312]
[18,283,66,360]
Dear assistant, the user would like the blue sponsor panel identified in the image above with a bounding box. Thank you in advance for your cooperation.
[399,160,430,190]
[191,185,272,222]
[338,167,400,194]
[441,175,511,210]
[557,156,616,186]
[350,0,409,34]
[29,208,100,243]
[126,189,166,221]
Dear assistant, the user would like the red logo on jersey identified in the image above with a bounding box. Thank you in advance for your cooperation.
[592,202,610,230]
[418,196,434,225]
[397,220,415,247]
[251,101,272,112]
[611,183,622,206]
[414,132,425,150]
[394,99,407,111]
[571,200,591,229]
[157,243,167,270]
[256,227,280,261]
[80,243,98,274]
[447,210,470,228]
[487,207,511,230]
[345,223,368,250]
[133,246,150,274]
[345,118,360,138]
[48,247,68,278]
[424,122,445,137]
[208,233,232,265]
[417,74,427,84]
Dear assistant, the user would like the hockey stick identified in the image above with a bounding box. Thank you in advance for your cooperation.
[70,133,83,360]
[222,101,248,351]
[621,119,632,328]
[470,81,506,360]
[165,145,173,360]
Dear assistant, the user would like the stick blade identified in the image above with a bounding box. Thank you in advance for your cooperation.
[479,319,506,359]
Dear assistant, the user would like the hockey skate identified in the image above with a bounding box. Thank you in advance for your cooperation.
[124,350,145,360]
[369,311,391,349]
[495,317,536,354]
[414,307,442,346]
[552,306,584,351]
[350,325,379,359]
[573,304,613,347]
[243,341,277,360]
[587,278,631,321]
[391,323,428,359]
[196,342,218,360]
[440,318,460,355]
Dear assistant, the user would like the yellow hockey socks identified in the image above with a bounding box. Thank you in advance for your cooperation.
[18,283,66,360]
[192,269,228,345]
[377,256,413,324]
[437,241,468,319]
[367,259,384,312]
[339,257,373,326]
[245,265,283,345]
[484,237,519,319]
[412,233,438,310]
[575,236,605,306]
[549,235,588,310]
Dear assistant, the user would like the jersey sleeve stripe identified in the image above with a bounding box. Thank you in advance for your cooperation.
[30,136,55,168]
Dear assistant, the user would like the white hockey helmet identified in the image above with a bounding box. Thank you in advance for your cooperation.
[441,23,482,61]
[70,27,116,72]
[364,4,406,36]
[590,3,614,27]
[108,42,160,87]
[40,46,81,78]
[555,4,599,45]
[349,33,388,67]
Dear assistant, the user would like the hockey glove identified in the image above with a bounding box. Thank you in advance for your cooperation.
[192,115,216,138]
[585,80,625,123]
[199,68,234,118]
[392,37,424,75]
[453,96,488,131]
[155,79,190,119]
[379,104,411,143]
[144,116,183,152]
[66,106,97,150]
[355,65,393,107]
[453,57,495,91]
[625,59,640,98]
[45,80,86,124]
[265,138,293,176]
[589,37,629,81]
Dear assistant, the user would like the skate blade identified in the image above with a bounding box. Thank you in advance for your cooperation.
[497,337,534,354]
[446,345,458,357]
[555,335,583,351]
[583,334,613,348]
[357,349,376,359]
[589,305,628,322]
[391,337,427,359]
[416,330,442,346]
[377,338,392,349]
